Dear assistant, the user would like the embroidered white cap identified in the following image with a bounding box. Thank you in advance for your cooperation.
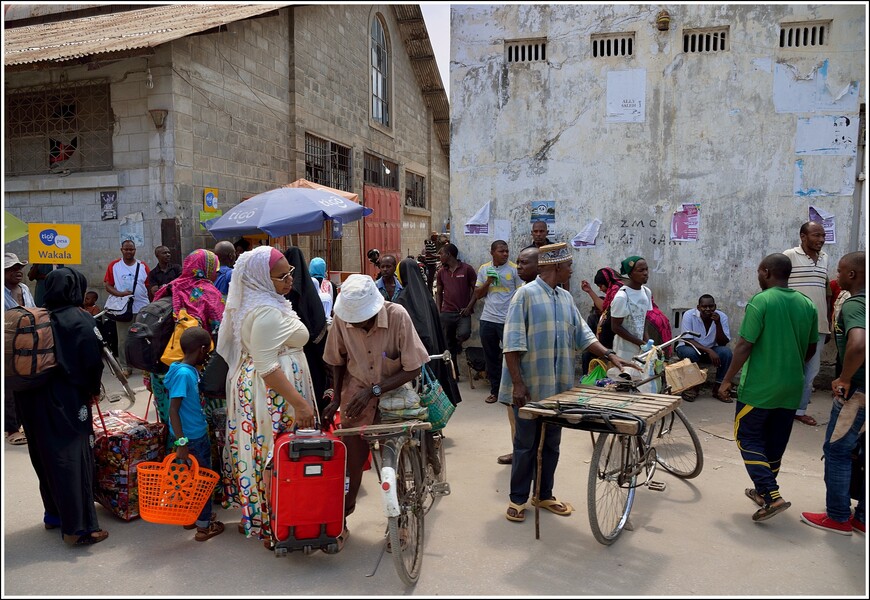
[333,274,384,323]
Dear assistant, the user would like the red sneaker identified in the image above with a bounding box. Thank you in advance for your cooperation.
[800,512,852,535]
[850,515,865,534]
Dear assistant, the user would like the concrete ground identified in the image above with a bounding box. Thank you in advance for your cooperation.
[2,367,867,597]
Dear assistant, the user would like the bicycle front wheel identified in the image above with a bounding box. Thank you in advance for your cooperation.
[646,408,703,479]
[587,433,638,545]
[388,438,425,585]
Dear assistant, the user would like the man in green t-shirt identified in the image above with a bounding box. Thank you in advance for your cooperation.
[801,251,865,535]
[719,253,818,522]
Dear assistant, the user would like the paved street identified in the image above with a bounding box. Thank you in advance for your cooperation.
[3,368,867,597]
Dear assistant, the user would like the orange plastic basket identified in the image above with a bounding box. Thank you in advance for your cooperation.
[137,452,219,525]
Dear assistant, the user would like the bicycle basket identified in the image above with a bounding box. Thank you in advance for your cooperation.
[137,453,219,525]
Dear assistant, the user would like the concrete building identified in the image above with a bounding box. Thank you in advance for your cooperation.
[4,4,449,288]
[451,4,866,368]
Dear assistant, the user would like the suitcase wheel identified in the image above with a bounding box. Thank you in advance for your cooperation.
[303,545,314,556]
[322,542,339,555]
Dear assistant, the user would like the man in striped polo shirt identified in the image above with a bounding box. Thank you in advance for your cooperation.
[784,220,831,427]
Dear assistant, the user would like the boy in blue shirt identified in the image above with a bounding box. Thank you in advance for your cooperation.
[164,326,225,542]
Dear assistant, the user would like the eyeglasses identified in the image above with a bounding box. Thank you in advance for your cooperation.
[270,266,295,283]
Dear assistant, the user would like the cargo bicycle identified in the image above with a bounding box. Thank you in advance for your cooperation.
[332,352,453,586]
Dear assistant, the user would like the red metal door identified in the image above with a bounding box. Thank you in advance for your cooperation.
[363,185,400,278]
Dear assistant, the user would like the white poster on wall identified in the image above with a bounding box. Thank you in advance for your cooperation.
[795,115,858,156]
[464,200,490,235]
[606,69,646,123]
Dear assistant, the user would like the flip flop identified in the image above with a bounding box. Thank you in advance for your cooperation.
[506,501,527,522]
[532,498,574,516]
[753,501,792,522]
[745,488,765,508]
[64,529,109,546]
[6,431,27,445]
[485,394,498,404]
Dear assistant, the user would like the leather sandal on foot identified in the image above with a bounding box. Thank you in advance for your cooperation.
[753,501,792,522]
[794,415,817,426]
[485,394,498,404]
[497,453,513,465]
[6,431,27,445]
[532,498,574,516]
[195,520,225,542]
[745,488,765,508]
[64,530,109,546]
[505,501,527,522]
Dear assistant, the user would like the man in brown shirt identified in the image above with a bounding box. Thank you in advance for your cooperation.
[323,275,430,529]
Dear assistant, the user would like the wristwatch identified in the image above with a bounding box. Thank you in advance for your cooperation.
[602,350,616,360]
[173,436,189,447]
[372,384,382,397]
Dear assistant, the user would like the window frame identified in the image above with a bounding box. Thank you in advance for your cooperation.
[371,14,391,128]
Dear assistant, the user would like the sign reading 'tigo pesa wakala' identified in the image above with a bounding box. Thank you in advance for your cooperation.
[28,223,82,264]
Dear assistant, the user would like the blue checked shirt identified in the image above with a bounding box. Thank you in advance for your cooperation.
[497,276,597,405]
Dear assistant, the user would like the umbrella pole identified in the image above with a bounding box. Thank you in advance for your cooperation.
[326,221,332,282]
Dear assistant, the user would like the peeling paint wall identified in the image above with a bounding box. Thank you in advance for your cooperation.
[451,4,866,349]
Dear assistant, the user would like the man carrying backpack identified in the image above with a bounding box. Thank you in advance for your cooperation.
[4,252,34,445]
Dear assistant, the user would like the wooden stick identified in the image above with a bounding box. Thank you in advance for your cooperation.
[534,419,545,540]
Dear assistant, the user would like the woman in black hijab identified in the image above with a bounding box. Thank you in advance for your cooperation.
[16,267,108,546]
[395,257,462,407]
[283,246,331,415]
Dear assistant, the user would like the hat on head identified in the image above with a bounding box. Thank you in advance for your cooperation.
[538,242,571,265]
[620,255,644,276]
[4,252,28,270]
[334,274,385,323]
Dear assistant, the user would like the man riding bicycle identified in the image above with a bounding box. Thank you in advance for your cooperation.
[322,274,431,551]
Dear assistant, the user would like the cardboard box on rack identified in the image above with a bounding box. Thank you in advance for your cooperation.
[664,359,707,394]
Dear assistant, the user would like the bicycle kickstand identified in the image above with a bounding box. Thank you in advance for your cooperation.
[365,538,388,577]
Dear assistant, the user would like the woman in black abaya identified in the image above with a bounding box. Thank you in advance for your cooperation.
[16,267,108,546]
[283,246,331,415]
[395,257,462,407]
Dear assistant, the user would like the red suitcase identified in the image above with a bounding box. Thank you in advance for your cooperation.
[271,429,347,555]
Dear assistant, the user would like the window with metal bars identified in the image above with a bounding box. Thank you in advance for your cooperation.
[505,38,547,64]
[305,133,352,191]
[591,33,635,58]
[682,27,729,54]
[779,21,830,48]
[5,80,113,175]
[405,171,426,209]
[371,15,390,127]
[363,152,398,190]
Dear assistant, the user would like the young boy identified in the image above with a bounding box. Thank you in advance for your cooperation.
[82,290,101,316]
[164,326,225,542]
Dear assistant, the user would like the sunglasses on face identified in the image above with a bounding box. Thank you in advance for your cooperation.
[270,265,295,283]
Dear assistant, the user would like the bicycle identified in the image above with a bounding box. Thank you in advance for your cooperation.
[92,309,137,411]
[331,353,453,586]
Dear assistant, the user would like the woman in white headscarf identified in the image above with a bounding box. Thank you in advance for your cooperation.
[216,245,316,541]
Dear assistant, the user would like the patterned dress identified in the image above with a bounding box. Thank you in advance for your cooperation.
[221,305,315,540]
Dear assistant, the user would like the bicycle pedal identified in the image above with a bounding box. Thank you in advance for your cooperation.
[432,482,451,496]
[648,480,667,492]
[108,394,122,403]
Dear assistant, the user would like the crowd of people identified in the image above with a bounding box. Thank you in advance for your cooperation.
[3,216,864,549]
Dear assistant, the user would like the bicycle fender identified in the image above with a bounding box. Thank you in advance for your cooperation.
[380,466,401,518]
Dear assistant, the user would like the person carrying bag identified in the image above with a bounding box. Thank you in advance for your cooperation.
[103,262,140,322]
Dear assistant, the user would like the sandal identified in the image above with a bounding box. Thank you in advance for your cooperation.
[63,529,109,546]
[752,500,792,522]
[532,497,574,516]
[6,431,27,445]
[794,415,818,427]
[324,527,349,554]
[505,501,527,522]
[744,488,765,508]
[195,520,225,542]
[485,394,498,404]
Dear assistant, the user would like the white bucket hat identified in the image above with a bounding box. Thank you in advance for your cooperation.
[334,274,384,323]
[4,252,28,270]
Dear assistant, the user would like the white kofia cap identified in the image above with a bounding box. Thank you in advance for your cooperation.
[333,274,384,323]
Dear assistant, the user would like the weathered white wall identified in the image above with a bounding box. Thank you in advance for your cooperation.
[451,4,866,344]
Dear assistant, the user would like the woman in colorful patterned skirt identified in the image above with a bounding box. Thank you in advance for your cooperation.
[216,245,316,542]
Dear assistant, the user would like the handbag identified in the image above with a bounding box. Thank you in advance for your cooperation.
[200,351,229,399]
[104,262,141,322]
[581,358,609,386]
[379,383,429,421]
[160,309,213,366]
[418,365,455,431]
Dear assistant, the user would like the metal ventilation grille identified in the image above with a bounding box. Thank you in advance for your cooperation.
[780,21,830,47]
[683,27,729,53]
[505,39,547,64]
[591,33,635,58]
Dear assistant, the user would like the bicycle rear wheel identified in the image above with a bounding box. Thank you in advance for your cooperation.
[99,349,137,411]
[646,408,703,479]
[587,433,638,545]
[388,438,425,585]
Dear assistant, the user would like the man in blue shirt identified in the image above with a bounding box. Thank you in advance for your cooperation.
[375,254,402,301]
[213,241,235,297]
[675,294,734,401]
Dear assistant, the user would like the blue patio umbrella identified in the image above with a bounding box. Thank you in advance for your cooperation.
[202,187,373,239]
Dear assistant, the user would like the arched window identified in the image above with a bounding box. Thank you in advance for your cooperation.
[371,16,390,126]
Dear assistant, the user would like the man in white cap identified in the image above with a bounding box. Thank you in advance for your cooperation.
[4,252,36,446]
[322,274,430,546]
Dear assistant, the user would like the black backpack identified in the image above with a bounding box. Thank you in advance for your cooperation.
[124,296,173,374]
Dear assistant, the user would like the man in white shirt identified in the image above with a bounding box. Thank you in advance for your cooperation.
[103,239,150,376]
[675,294,734,401]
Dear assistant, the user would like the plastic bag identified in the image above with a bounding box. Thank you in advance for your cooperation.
[580,359,609,385]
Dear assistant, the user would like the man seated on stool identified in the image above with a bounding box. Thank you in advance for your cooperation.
[675,294,734,402]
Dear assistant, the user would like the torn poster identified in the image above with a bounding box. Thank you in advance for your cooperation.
[795,115,858,156]
[464,200,490,235]
[794,158,856,197]
[670,203,700,242]
[530,200,556,237]
[808,205,836,244]
[606,69,646,123]
[571,219,602,248]
[118,212,145,248]
[773,60,860,113]
[493,219,511,242]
